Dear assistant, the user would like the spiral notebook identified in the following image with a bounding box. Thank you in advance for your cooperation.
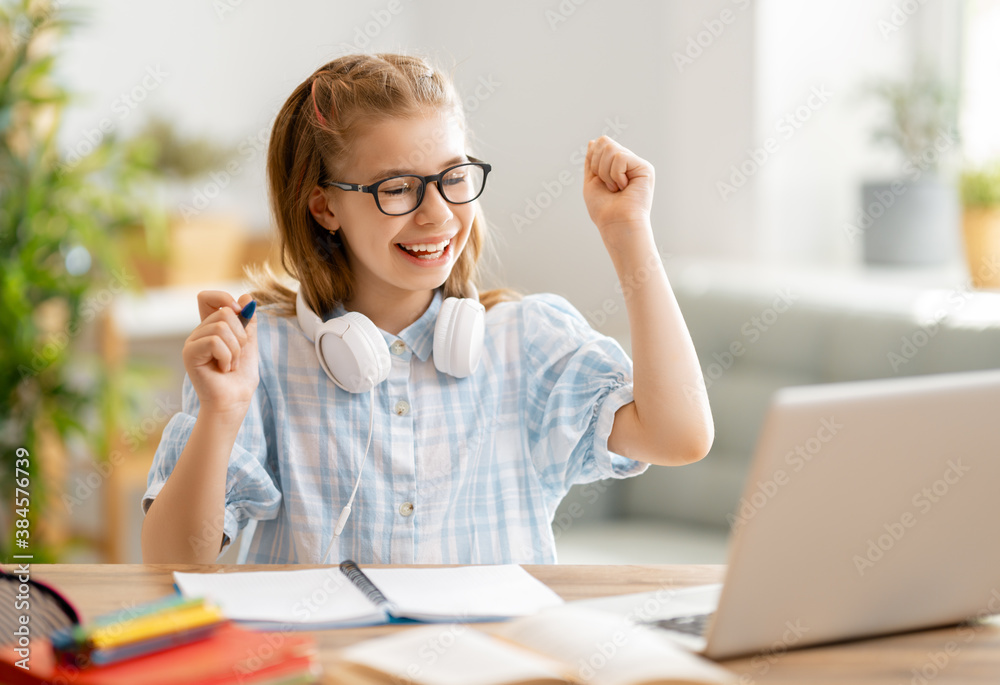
[173,561,565,630]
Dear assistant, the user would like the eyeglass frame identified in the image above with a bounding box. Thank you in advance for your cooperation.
[319,157,492,216]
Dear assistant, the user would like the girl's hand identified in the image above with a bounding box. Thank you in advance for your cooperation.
[182,291,259,422]
[583,136,655,248]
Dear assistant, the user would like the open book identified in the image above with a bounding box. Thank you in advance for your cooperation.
[325,605,736,685]
[173,562,564,630]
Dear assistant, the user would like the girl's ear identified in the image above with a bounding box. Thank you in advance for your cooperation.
[307,186,341,233]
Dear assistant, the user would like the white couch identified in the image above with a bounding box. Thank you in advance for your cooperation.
[558,259,1000,532]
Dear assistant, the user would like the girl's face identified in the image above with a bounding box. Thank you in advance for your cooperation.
[310,109,477,306]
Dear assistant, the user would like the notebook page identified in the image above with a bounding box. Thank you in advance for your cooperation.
[363,565,564,621]
[493,606,737,685]
[173,569,385,626]
[332,623,573,685]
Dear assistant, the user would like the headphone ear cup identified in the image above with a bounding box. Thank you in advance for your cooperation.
[316,312,391,393]
[433,297,486,378]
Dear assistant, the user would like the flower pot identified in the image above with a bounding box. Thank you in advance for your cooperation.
[961,207,1000,289]
[861,178,960,266]
[125,213,249,287]
[166,213,247,285]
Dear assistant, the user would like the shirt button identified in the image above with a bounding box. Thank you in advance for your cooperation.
[390,339,406,355]
[399,502,414,517]
[394,400,410,416]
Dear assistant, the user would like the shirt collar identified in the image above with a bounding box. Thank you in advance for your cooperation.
[326,289,441,363]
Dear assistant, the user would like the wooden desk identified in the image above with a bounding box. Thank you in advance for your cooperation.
[15,564,1000,684]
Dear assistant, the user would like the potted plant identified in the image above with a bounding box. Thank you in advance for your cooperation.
[124,115,248,287]
[0,0,166,561]
[959,164,1000,289]
[858,64,962,266]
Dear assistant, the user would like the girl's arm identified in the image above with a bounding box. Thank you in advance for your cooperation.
[141,291,259,563]
[583,136,714,466]
[141,412,244,563]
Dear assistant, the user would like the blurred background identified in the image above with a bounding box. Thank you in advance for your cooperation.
[3,0,1000,563]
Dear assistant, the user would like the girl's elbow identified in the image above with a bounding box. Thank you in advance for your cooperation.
[681,406,716,462]
[651,419,715,466]
[679,428,714,464]
[690,417,716,462]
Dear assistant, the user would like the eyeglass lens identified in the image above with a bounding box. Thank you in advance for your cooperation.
[377,164,485,215]
[0,574,79,644]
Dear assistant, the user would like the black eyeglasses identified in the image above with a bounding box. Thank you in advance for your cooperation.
[0,569,80,645]
[321,158,492,216]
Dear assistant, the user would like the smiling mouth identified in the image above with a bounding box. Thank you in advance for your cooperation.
[395,238,451,260]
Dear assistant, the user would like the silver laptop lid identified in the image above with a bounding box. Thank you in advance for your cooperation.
[705,370,1000,660]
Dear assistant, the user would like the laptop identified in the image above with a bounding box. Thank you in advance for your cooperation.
[574,369,1000,660]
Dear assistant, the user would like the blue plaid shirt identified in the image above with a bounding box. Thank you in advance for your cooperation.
[143,290,646,564]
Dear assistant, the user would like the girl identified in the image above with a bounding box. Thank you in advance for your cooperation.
[140,53,713,565]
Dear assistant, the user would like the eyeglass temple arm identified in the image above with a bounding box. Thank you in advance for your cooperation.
[323,181,367,192]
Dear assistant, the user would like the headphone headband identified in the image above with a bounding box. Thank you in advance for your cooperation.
[294,285,484,391]
[295,288,321,342]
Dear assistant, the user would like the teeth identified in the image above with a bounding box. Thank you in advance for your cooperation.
[400,239,450,253]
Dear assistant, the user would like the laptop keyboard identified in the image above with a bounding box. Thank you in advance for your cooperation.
[646,612,714,637]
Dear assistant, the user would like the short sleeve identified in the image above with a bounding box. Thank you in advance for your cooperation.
[521,294,649,492]
[142,374,282,559]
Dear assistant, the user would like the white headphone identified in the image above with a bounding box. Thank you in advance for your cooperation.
[295,286,486,392]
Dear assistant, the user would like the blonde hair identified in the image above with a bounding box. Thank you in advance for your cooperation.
[248,53,517,317]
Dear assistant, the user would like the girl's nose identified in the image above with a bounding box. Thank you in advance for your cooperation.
[415,181,453,224]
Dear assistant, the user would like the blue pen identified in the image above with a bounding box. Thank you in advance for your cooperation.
[238,300,256,328]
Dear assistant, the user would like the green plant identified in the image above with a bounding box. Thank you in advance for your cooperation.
[134,113,238,180]
[865,62,959,173]
[959,164,1000,209]
[0,0,166,561]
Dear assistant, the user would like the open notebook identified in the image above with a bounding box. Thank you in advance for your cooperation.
[173,562,564,629]
[326,605,737,685]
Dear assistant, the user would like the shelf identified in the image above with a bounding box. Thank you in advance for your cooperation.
[111,280,250,340]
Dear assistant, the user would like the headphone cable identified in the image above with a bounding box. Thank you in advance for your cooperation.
[322,386,375,564]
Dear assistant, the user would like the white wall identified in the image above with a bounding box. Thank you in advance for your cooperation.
[962,0,1000,166]
[56,0,421,233]
[407,0,758,337]
[53,0,962,338]
[54,0,759,340]
[754,0,964,268]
